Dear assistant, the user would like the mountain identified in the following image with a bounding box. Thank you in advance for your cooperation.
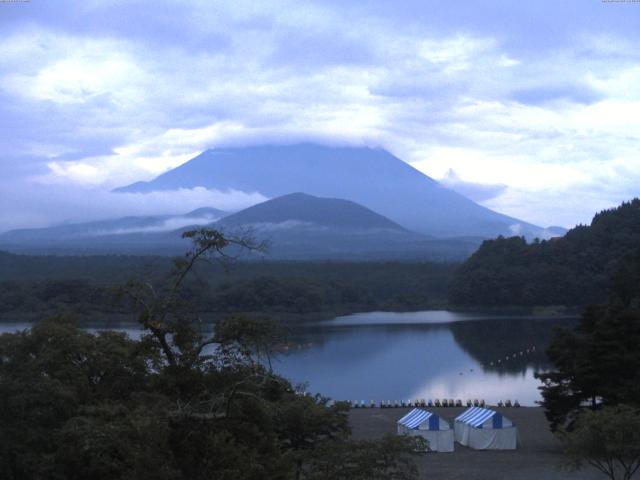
[114,144,548,239]
[448,199,640,307]
[0,207,227,254]
[217,192,406,231]
[212,193,483,260]
[213,192,464,260]
[0,193,481,260]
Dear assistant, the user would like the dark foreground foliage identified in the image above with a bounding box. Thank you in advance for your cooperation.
[0,229,425,480]
[449,199,640,307]
[537,248,640,431]
[561,405,640,480]
[0,319,425,480]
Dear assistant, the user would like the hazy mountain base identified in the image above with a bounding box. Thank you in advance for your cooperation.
[0,193,483,260]
[0,234,482,260]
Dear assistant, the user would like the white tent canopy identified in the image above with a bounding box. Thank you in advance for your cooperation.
[454,407,517,450]
[397,408,454,452]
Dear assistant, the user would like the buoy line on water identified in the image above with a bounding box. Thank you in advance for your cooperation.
[329,346,538,409]
[487,345,536,367]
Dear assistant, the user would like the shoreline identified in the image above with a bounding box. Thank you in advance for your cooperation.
[0,305,581,325]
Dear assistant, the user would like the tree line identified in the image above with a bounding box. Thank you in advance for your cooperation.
[0,257,455,321]
[449,199,640,307]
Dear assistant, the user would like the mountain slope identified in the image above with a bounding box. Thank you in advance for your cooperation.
[114,144,544,238]
[217,192,407,231]
[0,193,481,260]
[449,199,640,307]
[0,208,227,254]
[211,193,442,260]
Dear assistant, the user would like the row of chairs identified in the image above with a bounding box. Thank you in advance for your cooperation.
[350,398,486,408]
[498,399,521,408]
[349,398,521,408]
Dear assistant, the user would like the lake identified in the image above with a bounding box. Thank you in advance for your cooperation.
[0,311,577,406]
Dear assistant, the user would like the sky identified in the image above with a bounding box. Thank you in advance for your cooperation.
[1,0,640,232]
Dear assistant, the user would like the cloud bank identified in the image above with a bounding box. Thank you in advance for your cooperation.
[1,0,639,230]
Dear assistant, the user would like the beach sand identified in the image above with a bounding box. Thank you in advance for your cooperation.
[349,406,606,479]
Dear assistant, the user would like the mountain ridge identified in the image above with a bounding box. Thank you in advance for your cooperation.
[0,207,228,244]
[217,192,408,232]
[114,143,547,239]
[0,192,481,260]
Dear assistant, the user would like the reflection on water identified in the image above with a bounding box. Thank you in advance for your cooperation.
[0,311,577,406]
[276,311,577,406]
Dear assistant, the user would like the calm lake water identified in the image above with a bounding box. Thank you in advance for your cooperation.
[0,311,577,406]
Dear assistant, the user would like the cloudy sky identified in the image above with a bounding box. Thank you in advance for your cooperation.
[1,0,639,232]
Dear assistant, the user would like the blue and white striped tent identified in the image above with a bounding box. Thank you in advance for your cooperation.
[454,407,517,450]
[397,408,454,452]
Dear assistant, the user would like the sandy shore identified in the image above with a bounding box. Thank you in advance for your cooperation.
[349,407,606,480]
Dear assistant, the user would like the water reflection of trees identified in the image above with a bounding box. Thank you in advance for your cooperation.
[449,317,578,374]
[274,318,580,378]
[275,323,455,356]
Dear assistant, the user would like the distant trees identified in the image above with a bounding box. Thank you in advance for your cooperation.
[449,199,640,307]
[0,259,455,320]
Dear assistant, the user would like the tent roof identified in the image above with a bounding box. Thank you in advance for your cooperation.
[455,407,500,428]
[397,408,436,429]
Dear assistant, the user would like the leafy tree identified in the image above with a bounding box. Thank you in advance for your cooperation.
[0,229,424,480]
[561,405,640,480]
[302,435,426,480]
[537,249,640,430]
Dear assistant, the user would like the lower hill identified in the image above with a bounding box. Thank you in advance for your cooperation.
[448,199,640,307]
[215,193,481,260]
[0,208,227,255]
[0,193,482,261]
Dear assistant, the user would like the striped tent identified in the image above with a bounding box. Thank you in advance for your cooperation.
[454,407,517,450]
[397,408,454,452]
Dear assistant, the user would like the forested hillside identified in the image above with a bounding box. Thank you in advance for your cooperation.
[449,199,640,306]
[0,253,455,320]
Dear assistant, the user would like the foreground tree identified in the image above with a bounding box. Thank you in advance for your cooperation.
[536,250,640,431]
[0,229,424,480]
[303,435,427,480]
[561,405,640,480]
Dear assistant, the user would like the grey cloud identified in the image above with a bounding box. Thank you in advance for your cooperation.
[0,1,639,231]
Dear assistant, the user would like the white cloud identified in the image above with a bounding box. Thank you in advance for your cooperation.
[0,3,639,231]
[0,183,267,233]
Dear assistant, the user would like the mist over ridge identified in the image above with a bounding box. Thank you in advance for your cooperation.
[116,143,557,239]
